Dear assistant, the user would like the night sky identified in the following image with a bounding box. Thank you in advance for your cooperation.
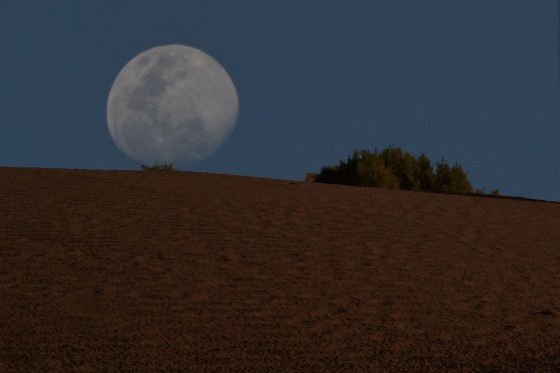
[1,1,558,201]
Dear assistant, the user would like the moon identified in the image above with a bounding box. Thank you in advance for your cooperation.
[106,44,239,166]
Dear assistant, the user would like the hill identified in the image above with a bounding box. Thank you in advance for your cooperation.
[1,167,559,371]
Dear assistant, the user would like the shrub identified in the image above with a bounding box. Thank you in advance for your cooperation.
[314,165,342,184]
[314,146,478,194]
[139,161,177,171]
[475,188,501,197]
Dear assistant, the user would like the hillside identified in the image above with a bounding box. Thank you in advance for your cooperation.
[1,167,559,371]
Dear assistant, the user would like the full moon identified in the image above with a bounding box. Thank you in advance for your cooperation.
[107,44,238,166]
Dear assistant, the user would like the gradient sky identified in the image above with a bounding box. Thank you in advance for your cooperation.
[2,1,558,201]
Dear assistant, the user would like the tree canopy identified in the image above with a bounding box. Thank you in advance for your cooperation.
[314,147,475,194]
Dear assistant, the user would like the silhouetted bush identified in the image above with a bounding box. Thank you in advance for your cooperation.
[315,146,477,194]
[475,187,501,197]
[139,161,177,171]
[314,165,342,184]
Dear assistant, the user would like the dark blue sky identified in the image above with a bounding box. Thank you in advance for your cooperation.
[2,1,558,201]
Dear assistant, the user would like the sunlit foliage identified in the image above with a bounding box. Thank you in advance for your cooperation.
[315,146,480,194]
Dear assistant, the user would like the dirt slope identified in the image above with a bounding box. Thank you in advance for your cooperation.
[1,167,559,371]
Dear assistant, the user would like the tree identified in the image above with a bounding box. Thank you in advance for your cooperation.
[314,146,476,194]
[378,147,419,189]
[338,150,399,188]
[433,158,473,193]
[414,153,434,191]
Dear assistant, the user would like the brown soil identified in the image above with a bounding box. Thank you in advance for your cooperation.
[1,167,559,371]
